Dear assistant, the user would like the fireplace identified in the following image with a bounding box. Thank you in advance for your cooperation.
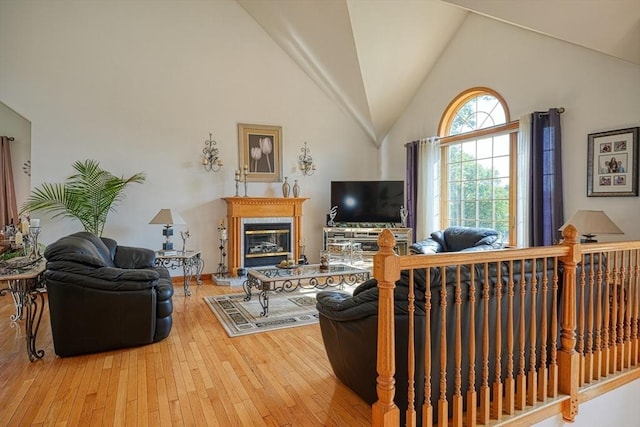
[242,219,292,268]
[223,197,308,276]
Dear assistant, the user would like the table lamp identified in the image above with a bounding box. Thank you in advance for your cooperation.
[559,210,623,243]
[149,209,186,251]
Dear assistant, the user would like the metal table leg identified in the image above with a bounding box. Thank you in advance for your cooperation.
[1,277,45,361]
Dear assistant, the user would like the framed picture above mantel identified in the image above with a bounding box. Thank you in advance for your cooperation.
[238,123,283,183]
[587,126,639,197]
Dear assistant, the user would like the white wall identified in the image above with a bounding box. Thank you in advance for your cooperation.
[383,13,640,242]
[0,0,379,273]
[0,101,31,211]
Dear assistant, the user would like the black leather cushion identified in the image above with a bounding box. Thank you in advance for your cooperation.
[410,226,503,254]
[44,232,115,268]
[114,245,156,269]
[443,226,501,251]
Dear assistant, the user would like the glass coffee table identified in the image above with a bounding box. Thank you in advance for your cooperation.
[243,263,370,316]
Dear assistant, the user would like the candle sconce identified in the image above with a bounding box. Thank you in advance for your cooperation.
[202,133,223,172]
[216,219,229,278]
[298,141,316,176]
[28,226,41,259]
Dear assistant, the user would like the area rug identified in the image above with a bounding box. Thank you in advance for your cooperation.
[204,288,322,337]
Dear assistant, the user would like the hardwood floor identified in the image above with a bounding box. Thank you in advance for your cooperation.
[0,279,371,426]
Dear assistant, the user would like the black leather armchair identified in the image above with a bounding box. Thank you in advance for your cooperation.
[317,259,557,425]
[44,232,174,357]
[410,226,504,254]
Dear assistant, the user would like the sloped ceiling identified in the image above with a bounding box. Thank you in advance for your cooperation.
[237,0,640,147]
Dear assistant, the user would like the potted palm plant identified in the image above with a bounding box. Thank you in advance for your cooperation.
[20,159,146,236]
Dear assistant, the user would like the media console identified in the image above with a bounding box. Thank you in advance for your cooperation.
[323,227,412,264]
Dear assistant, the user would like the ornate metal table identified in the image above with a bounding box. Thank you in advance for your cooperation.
[0,256,47,361]
[155,250,204,296]
[244,263,370,317]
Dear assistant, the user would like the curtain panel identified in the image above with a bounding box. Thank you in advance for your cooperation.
[529,108,564,246]
[0,136,18,229]
[405,138,440,241]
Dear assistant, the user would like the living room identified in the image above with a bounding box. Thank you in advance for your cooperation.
[1,1,639,426]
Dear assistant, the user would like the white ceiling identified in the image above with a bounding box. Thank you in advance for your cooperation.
[237,0,640,147]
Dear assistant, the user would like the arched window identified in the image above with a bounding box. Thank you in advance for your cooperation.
[438,87,518,244]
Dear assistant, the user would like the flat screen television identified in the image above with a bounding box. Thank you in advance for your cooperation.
[330,180,404,224]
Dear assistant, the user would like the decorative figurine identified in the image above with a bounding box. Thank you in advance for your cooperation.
[400,205,408,227]
[328,205,338,227]
[180,229,190,252]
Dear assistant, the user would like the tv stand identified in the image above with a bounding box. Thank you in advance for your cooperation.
[323,227,412,265]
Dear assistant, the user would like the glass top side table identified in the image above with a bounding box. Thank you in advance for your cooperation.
[154,250,204,296]
[0,256,47,361]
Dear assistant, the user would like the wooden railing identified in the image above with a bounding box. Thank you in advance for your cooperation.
[371,226,640,426]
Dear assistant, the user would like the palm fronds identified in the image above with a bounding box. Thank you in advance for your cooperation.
[20,159,146,236]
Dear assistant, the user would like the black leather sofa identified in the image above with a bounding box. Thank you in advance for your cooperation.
[410,226,504,254]
[317,229,557,425]
[44,232,174,357]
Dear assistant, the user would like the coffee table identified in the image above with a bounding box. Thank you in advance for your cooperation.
[243,263,370,316]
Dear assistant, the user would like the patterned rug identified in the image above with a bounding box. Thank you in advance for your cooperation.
[204,288,322,337]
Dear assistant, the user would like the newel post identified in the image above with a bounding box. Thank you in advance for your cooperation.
[558,224,582,421]
[372,229,401,426]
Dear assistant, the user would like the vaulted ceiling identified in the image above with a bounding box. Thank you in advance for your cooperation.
[237,0,640,147]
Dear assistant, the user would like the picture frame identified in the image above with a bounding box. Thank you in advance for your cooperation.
[587,126,639,197]
[238,123,283,183]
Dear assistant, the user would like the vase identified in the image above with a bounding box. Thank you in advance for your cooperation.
[293,180,300,197]
[282,177,290,198]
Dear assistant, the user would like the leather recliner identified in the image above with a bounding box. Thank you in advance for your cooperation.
[44,231,174,357]
[410,226,504,254]
[317,259,558,425]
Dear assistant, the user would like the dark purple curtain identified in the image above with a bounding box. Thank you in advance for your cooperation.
[529,108,564,246]
[405,141,418,242]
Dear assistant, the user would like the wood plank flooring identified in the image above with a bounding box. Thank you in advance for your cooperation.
[0,279,371,426]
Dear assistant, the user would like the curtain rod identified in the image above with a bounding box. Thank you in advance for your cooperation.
[2,136,15,141]
[538,107,565,115]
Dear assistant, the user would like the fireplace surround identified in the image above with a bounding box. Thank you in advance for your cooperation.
[223,197,307,276]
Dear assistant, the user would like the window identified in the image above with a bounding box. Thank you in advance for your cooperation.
[438,87,518,245]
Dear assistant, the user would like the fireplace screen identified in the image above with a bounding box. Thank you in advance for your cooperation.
[244,223,291,267]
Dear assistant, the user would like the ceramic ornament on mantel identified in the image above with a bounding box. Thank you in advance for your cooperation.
[293,179,300,197]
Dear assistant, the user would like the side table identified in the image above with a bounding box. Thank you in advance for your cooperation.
[0,256,47,362]
[155,250,204,296]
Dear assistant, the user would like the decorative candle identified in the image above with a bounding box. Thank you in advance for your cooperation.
[221,229,228,240]
[15,230,23,245]
[30,218,40,228]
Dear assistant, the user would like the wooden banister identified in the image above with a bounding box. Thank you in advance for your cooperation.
[370,226,640,427]
[558,225,581,421]
[372,229,400,426]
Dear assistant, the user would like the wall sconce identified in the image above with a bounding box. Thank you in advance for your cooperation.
[202,133,223,172]
[298,141,316,176]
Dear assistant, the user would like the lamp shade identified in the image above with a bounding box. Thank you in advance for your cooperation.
[559,210,623,238]
[148,209,186,226]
